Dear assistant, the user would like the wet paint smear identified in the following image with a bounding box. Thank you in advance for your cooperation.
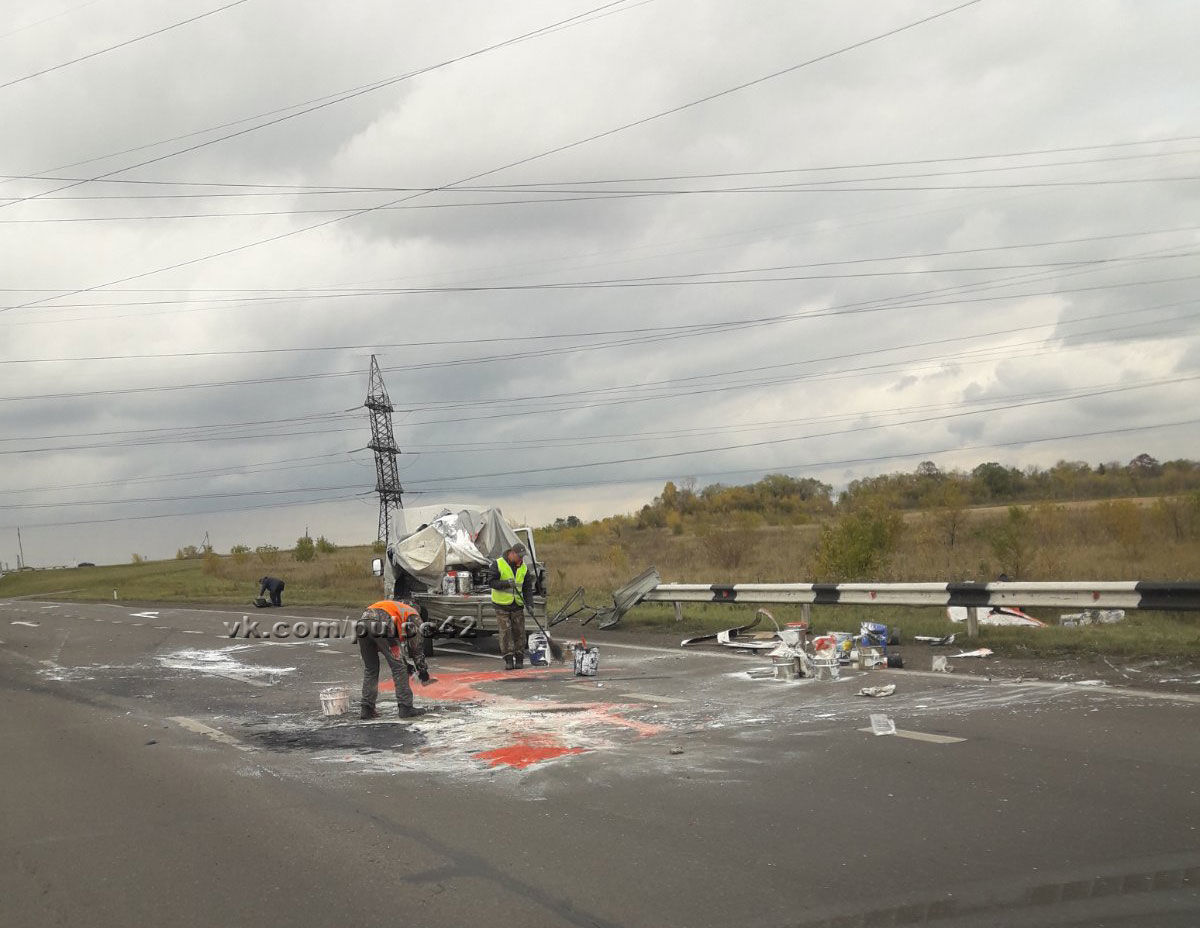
[473,734,586,770]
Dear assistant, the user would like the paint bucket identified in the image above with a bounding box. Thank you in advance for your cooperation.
[574,644,599,676]
[771,653,799,681]
[319,685,350,716]
[443,571,457,594]
[528,633,549,666]
[860,621,889,648]
[456,571,473,594]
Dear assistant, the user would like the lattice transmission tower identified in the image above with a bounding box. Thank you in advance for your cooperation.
[364,355,404,542]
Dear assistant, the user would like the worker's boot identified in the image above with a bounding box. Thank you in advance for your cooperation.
[514,652,524,670]
[360,705,379,720]
[504,654,515,671]
[397,705,426,719]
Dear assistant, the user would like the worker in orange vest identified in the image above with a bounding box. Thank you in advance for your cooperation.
[357,599,429,720]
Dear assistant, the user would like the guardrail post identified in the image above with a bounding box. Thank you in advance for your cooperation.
[673,601,683,622]
[966,609,979,639]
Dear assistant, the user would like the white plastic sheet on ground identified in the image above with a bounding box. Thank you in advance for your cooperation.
[946,605,1046,627]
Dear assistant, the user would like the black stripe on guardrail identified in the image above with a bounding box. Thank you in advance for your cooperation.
[711,585,737,602]
[812,584,841,604]
[1134,582,1200,611]
[946,582,992,607]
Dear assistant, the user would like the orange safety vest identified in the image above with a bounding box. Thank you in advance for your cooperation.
[368,600,418,638]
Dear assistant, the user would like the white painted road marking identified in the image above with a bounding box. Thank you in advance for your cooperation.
[209,671,271,688]
[10,621,39,627]
[130,611,159,619]
[622,692,689,704]
[170,717,251,751]
[858,727,967,744]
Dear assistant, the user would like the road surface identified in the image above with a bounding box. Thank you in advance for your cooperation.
[2,597,1198,926]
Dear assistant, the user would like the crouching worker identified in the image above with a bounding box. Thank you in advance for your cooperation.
[487,542,534,670]
[357,600,429,720]
[258,575,285,607]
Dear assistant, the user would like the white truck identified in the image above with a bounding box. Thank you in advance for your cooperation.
[371,506,549,654]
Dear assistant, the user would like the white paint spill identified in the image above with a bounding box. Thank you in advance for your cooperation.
[156,647,296,681]
[10,620,39,627]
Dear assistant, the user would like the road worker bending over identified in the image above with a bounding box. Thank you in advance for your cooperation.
[357,599,429,719]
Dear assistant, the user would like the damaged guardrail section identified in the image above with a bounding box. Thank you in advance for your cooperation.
[641,581,1200,611]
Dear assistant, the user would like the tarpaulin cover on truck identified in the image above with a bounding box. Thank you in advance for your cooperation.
[390,507,516,584]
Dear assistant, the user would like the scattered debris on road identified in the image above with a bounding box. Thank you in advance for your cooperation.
[857,684,896,698]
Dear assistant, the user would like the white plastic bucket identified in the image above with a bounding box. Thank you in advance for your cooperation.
[528,633,549,666]
[319,685,350,716]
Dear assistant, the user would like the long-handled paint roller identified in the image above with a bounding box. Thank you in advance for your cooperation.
[525,601,565,663]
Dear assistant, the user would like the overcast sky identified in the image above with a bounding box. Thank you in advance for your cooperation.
[2,0,1198,567]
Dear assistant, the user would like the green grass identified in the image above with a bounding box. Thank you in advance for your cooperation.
[0,548,383,608]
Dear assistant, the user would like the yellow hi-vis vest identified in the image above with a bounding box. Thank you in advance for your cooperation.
[491,557,527,608]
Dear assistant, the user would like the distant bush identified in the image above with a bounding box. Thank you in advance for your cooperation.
[202,552,222,576]
[315,535,337,554]
[230,544,251,564]
[814,502,903,581]
[987,506,1031,579]
[256,544,279,565]
[1095,499,1143,555]
[294,536,316,562]
[130,553,147,564]
[176,545,200,560]
[371,539,386,554]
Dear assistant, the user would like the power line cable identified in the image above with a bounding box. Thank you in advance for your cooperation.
[410,417,1200,496]
[3,268,1196,405]
[0,0,110,42]
[0,0,986,316]
[0,0,254,91]
[412,390,1200,487]
[0,490,370,530]
[0,0,640,211]
[5,143,1197,201]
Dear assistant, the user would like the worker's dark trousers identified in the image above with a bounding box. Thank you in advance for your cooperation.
[269,584,284,607]
[359,636,413,710]
[494,606,526,658]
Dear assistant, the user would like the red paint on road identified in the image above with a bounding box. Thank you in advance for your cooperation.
[473,735,586,769]
[380,667,556,701]
[377,667,663,769]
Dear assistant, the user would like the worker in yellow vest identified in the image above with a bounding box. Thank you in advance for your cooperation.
[486,542,534,670]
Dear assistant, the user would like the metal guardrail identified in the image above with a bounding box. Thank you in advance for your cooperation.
[642,581,1200,611]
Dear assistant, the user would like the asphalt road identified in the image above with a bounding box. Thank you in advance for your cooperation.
[2,597,1198,927]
